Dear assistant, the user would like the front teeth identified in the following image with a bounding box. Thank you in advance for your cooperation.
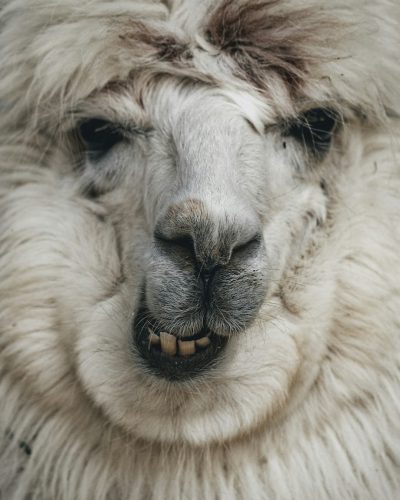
[149,329,160,347]
[195,336,210,348]
[178,339,195,356]
[149,329,210,357]
[160,332,177,356]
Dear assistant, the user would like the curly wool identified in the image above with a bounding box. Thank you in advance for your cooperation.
[0,1,400,499]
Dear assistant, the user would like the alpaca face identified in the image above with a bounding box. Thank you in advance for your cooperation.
[7,0,395,449]
[2,1,400,497]
[64,80,337,443]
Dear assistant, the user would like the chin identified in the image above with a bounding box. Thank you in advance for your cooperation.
[1,0,400,499]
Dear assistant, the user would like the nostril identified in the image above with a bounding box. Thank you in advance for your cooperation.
[233,232,262,255]
[170,235,195,253]
[154,232,195,255]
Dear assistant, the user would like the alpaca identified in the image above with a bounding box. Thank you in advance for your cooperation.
[0,0,400,498]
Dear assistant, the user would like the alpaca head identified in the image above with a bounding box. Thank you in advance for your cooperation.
[72,84,333,443]
[1,0,399,446]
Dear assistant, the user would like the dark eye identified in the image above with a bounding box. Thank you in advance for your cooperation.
[286,108,338,156]
[79,118,124,161]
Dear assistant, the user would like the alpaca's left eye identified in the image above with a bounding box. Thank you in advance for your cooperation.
[286,108,338,156]
[79,118,125,162]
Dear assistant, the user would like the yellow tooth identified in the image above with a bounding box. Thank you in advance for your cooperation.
[178,339,196,356]
[160,332,177,356]
[148,329,160,347]
[195,336,211,348]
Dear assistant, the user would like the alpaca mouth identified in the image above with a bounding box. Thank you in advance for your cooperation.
[133,308,228,381]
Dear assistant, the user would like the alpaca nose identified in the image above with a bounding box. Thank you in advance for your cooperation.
[154,199,262,273]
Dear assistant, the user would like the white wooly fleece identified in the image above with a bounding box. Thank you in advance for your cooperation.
[0,0,400,499]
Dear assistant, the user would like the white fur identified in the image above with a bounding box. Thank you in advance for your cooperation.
[0,1,400,499]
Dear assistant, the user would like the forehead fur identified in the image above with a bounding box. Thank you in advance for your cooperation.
[203,0,340,93]
[118,21,191,64]
[0,0,399,132]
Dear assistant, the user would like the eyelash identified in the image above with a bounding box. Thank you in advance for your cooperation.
[78,118,125,162]
[285,108,338,156]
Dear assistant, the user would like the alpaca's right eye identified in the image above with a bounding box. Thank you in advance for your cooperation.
[79,118,125,162]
